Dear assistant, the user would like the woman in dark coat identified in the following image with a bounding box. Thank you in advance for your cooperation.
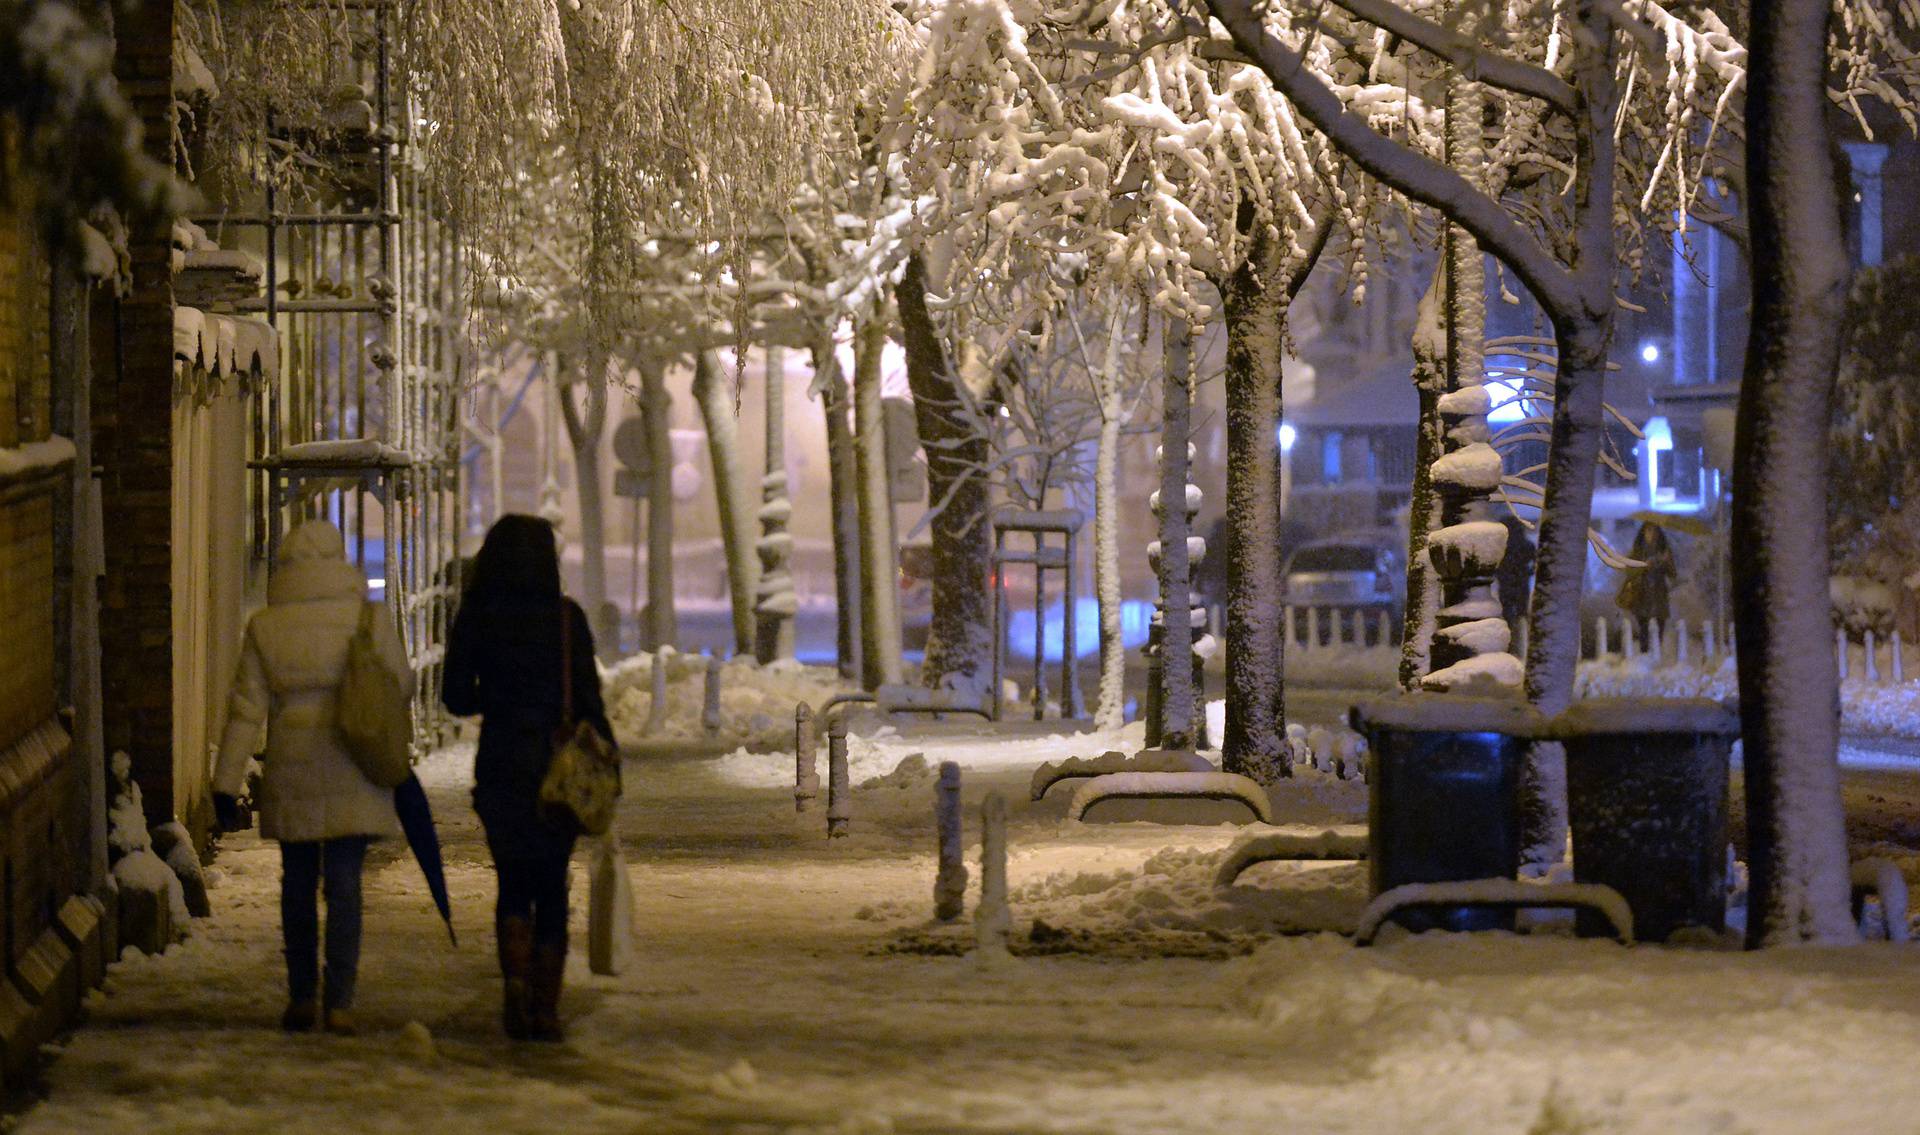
[441,515,614,1041]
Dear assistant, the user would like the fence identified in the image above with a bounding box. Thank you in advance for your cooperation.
[1587,616,1915,687]
[1282,605,1403,650]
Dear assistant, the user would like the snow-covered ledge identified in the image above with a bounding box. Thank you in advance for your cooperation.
[0,435,78,490]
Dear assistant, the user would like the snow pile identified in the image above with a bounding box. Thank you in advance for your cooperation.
[603,653,852,747]
[106,751,190,933]
[712,718,1148,790]
[1576,654,1920,739]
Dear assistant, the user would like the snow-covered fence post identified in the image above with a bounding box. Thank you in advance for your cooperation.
[826,715,850,838]
[794,703,818,813]
[1704,619,1717,662]
[1676,618,1690,666]
[1621,617,1637,661]
[645,646,672,736]
[1837,626,1850,681]
[1596,616,1609,659]
[701,652,723,736]
[934,761,966,922]
[1284,605,1297,649]
[1650,619,1665,666]
[1866,630,1881,684]
[1895,632,1906,683]
[975,790,1010,957]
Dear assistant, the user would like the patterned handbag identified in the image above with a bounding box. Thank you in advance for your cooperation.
[537,601,621,835]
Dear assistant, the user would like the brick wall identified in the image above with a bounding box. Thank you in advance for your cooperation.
[97,0,178,824]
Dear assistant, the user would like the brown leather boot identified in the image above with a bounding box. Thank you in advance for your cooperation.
[528,943,566,1043]
[498,916,535,1040]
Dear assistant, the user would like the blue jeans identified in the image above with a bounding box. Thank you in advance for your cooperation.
[280,837,370,1009]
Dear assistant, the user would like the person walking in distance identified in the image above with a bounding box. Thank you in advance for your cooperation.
[441,515,615,1041]
[212,520,412,1035]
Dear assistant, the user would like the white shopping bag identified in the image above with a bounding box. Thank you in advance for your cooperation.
[587,832,637,975]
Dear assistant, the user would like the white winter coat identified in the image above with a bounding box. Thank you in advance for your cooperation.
[213,521,411,843]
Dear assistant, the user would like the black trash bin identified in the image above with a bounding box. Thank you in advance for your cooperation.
[1547,698,1739,942]
[1351,695,1544,933]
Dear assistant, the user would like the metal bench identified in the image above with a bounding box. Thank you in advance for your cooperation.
[1212,825,1369,888]
[1353,879,1634,945]
[1030,748,1216,801]
[819,684,996,721]
[1065,771,1273,824]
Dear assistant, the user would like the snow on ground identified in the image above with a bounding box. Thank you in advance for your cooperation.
[20,724,1920,1134]
[601,653,853,749]
[1578,653,1920,739]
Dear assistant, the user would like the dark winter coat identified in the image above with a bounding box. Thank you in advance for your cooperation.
[441,593,613,860]
[1615,522,1677,628]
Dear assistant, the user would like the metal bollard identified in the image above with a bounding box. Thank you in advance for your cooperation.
[934,762,966,921]
[645,645,672,736]
[702,652,723,735]
[975,790,1010,956]
[794,703,818,813]
[826,715,850,838]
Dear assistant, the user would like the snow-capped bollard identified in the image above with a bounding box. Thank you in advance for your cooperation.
[933,761,966,922]
[826,715,850,838]
[1675,618,1690,666]
[1595,616,1610,658]
[1837,626,1850,681]
[794,703,818,813]
[1866,630,1881,684]
[975,791,1010,957]
[1650,619,1664,665]
[702,652,723,735]
[1307,726,1334,774]
[1895,632,1906,683]
[1620,617,1637,660]
[646,646,672,736]
[1703,619,1717,661]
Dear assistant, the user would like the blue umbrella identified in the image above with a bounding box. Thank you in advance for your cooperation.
[393,773,457,946]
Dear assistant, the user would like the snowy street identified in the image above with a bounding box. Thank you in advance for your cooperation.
[18,720,1920,1135]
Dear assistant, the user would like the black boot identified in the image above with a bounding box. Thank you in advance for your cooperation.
[498,916,535,1040]
[528,943,566,1043]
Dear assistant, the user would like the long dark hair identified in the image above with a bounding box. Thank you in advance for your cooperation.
[464,514,561,601]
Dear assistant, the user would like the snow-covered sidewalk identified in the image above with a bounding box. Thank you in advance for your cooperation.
[17,723,1920,1134]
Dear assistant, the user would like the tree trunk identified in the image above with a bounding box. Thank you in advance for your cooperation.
[1400,272,1446,689]
[898,253,994,696]
[1221,233,1288,782]
[1734,0,1857,946]
[1092,408,1126,731]
[815,338,864,682]
[1519,3,1620,868]
[755,346,797,664]
[557,356,610,655]
[852,315,904,688]
[1156,321,1197,750]
[638,357,677,651]
[691,349,759,657]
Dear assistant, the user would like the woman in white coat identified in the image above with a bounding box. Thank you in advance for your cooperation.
[212,520,412,1035]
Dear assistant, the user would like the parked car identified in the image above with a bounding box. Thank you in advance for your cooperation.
[1283,533,1405,622]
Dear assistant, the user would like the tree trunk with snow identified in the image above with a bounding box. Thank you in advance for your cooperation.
[638,357,677,651]
[899,253,994,696]
[557,356,611,654]
[1220,231,1289,782]
[692,350,759,657]
[1518,12,1621,867]
[815,338,864,682]
[853,315,904,689]
[1091,407,1126,731]
[755,347,797,664]
[1733,0,1857,947]
[1155,321,1197,750]
[1400,273,1446,689]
